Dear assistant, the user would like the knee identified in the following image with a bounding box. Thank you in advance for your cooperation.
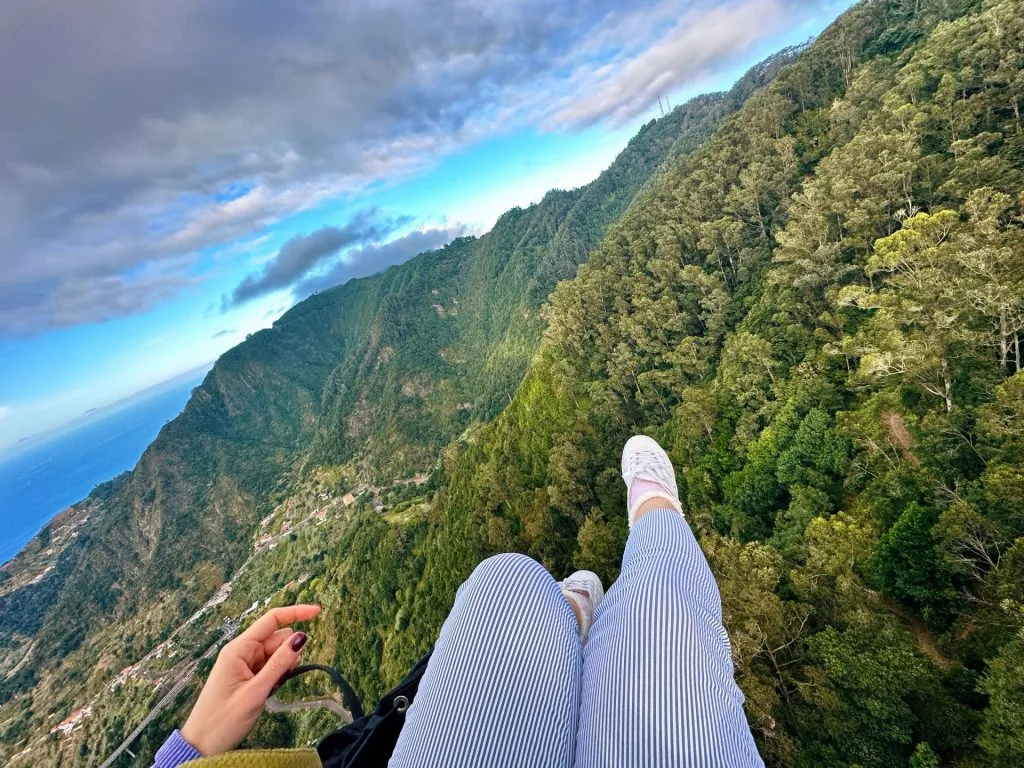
[457,553,576,641]
[469,552,546,589]
[458,553,560,611]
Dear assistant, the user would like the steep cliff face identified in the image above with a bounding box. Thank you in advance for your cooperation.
[308,96,734,478]
[310,54,800,478]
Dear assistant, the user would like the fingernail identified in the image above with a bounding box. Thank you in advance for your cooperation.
[289,632,307,652]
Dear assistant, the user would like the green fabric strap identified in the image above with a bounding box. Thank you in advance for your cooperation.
[183,748,322,768]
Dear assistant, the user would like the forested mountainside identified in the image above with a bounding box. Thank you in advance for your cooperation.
[4,0,1023,764]
[297,0,1024,766]
[309,50,798,477]
[0,47,794,765]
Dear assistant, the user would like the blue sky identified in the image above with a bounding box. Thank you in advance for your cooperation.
[0,0,852,456]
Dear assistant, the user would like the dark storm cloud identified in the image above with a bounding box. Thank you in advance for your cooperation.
[228,210,411,306]
[0,263,197,338]
[0,0,818,336]
[294,225,467,298]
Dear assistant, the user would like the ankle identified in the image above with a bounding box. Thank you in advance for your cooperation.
[631,494,681,526]
[562,590,593,640]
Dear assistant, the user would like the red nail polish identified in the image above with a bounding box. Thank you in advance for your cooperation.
[289,632,307,651]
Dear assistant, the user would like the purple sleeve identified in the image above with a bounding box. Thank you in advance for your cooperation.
[152,729,202,768]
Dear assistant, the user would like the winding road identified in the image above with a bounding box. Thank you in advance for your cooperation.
[98,620,238,768]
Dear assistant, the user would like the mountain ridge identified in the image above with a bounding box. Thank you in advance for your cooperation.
[0,47,795,752]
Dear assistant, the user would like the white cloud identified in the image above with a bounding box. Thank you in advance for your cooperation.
[0,405,10,421]
[0,0,823,337]
[544,0,789,128]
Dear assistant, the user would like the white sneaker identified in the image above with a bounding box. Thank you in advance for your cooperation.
[621,434,683,527]
[559,570,604,642]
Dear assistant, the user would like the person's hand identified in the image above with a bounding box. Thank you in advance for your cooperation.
[181,604,321,756]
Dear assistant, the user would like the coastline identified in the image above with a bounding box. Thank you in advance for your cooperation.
[0,366,210,566]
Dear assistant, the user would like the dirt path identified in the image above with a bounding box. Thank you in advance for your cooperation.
[884,598,957,671]
[882,411,921,466]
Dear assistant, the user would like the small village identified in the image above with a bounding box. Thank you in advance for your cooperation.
[21,470,433,765]
[252,475,427,553]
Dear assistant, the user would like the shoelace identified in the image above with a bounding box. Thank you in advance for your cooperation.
[625,447,675,489]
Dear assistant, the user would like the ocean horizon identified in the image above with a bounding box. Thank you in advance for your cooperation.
[0,368,209,564]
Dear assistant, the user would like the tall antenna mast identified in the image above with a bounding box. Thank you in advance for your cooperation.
[657,90,665,116]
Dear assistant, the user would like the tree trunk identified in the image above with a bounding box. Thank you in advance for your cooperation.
[1000,310,1009,370]
[754,195,767,239]
[1015,332,1021,373]
[943,359,953,413]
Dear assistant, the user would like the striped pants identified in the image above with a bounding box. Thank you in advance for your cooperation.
[389,510,764,767]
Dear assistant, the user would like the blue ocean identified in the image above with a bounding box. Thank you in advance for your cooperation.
[0,368,209,563]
